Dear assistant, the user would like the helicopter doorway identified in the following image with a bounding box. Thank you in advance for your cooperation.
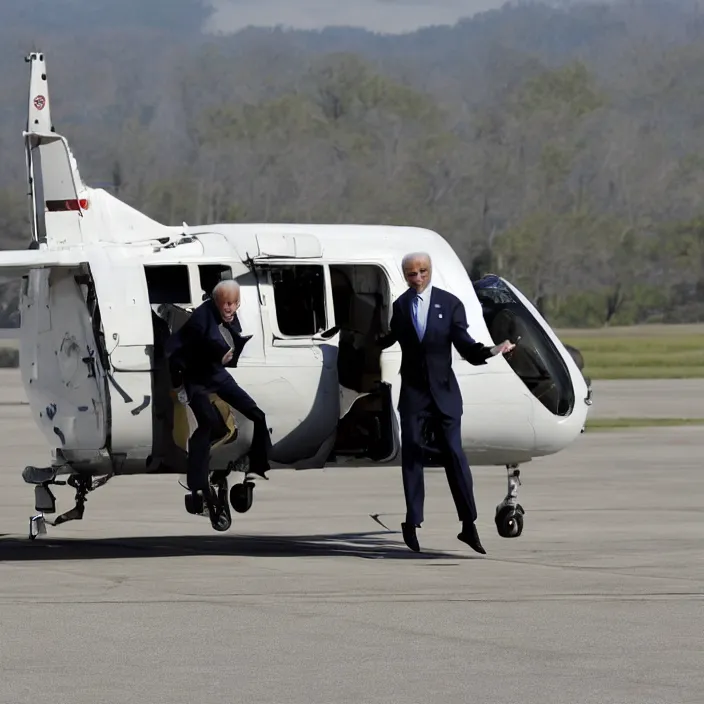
[145,262,236,472]
[328,263,399,463]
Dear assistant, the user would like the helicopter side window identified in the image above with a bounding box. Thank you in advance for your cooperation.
[144,265,191,305]
[199,264,233,299]
[269,265,327,337]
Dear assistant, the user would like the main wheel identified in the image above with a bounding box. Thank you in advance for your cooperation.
[208,481,232,531]
[230,481,254,513]
[210,507,232,532]
[495,504,524,538]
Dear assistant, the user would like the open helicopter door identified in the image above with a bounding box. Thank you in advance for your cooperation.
[473,274,589,419]
[0,250,108,463]
[247,232,342,469]
[86,250,156,469]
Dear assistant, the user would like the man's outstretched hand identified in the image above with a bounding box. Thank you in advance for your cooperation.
[490,339,516,356]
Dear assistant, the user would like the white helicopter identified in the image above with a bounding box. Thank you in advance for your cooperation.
[3,52,592,541]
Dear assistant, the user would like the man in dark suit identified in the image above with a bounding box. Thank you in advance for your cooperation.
[377,253,514,553]
[165,280,271,498]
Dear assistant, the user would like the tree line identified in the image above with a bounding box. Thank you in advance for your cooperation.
[0,0,702,327]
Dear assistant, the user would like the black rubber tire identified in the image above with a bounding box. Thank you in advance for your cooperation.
[230,481,254,514]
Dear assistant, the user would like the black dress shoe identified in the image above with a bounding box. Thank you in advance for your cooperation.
[401,522,420,552]
[457,522,486,555]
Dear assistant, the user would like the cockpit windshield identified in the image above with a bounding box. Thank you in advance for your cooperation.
[474,275,575,417]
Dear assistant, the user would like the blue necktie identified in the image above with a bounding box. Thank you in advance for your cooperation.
[413,294,425,340]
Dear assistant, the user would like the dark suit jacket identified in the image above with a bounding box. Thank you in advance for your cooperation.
[164,298,250,390]
[379,286,493,418]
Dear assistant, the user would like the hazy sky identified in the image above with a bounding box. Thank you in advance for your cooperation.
[203,0,516,34]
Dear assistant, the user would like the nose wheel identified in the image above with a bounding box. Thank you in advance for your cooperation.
[495,503,524,538]
[495,465,525,538]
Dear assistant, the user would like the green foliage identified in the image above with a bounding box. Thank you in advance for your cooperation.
[309,54,444,126]
[561,329,704,379]
[660,218,704,286]
[0,190,29,247]
[199,95,329,145]
[517,61,605,119]
[540,143,573,188]
[586,417,704,430]
[142,178,200,226]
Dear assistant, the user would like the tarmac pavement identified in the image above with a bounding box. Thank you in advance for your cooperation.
[0,375,703,704]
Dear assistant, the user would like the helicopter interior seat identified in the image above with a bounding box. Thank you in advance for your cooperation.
[347,290,385,392]
[332,270,364,392]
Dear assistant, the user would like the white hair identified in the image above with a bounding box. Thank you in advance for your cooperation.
[212,279,240,298]
[401,251,432,270]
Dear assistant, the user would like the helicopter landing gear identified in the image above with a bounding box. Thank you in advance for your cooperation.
[29,513,48,539]
[228,454,256,514]
[24,466,113,540]
[184,474,232,532]
[230,480,254,514]
[495,464,525,538]
[182,455,258,531]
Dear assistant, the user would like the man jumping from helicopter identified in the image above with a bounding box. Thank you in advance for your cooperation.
[375,252,515,554]
[165,279,272,511]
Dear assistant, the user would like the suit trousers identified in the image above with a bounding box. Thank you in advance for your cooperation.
[185,377,271,491]
[400,398,477,526]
